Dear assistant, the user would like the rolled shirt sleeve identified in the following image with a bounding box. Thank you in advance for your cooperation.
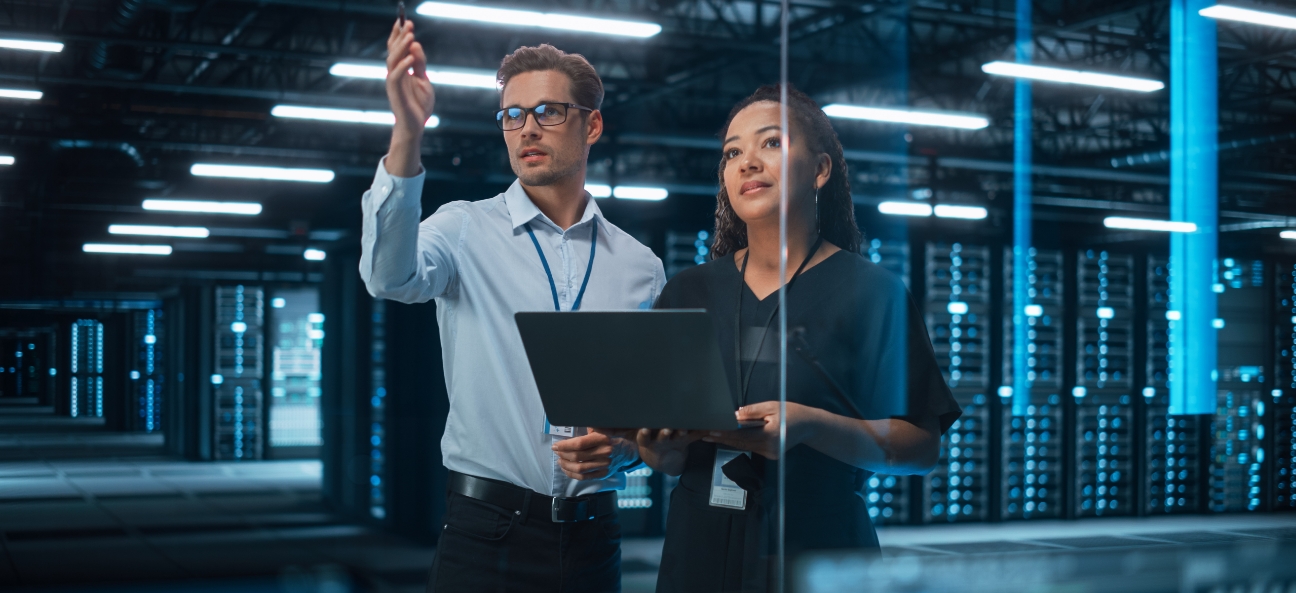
[359,158,463,304]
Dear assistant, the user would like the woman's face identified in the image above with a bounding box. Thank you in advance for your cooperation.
[721,101,830,228]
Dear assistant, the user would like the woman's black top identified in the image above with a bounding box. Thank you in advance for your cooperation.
[653,250,961,593]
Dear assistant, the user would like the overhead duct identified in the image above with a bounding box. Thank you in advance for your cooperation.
[87,0,147,79]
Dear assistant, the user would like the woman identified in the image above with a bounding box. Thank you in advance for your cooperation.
[639,86,962,592]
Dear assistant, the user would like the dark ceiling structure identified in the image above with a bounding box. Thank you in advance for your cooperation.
[1,0,1295,298]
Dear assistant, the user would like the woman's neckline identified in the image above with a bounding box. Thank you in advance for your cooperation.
[736,248,847,303]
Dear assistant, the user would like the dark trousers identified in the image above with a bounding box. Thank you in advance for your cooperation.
[427,490,622,593]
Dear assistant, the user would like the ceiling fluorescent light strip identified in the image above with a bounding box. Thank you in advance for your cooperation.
[141,199,262,215]
[1200,5,1296,30]
[877,201,933,216]
[415,2,662,38]
[191,163,335,183]
[0,155,13,166]
[1103,216,1198,232]
[822,104,990,130]
[981,61,1165,92]
[109,224,210,238]
[271,105,439,127]
[0,38,64,52]
[83,243,173,255]
[934,204,988,220]
[1280,230,1296,240]
[0,88,42,100]
[328,63,500,89]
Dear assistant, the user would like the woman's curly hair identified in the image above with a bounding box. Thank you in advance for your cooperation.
[710,84,862,259]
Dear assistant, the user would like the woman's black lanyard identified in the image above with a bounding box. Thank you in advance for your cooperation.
[734,236,824,406]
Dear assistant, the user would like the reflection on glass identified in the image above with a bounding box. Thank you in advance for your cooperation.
[269,288,323,450]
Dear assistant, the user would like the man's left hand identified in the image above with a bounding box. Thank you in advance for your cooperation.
[552,431,637,480]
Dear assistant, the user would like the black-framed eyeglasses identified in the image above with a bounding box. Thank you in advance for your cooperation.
[495,103,593,131]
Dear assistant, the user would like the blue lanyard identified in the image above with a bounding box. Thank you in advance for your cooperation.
[524,218,598,311]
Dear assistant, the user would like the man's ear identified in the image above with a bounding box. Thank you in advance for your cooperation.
[586,110,604,146]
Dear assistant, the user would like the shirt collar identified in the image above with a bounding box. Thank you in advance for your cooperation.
[504,179,603,232]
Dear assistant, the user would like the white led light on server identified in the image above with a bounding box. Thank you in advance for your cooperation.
[83,243,173,255]
[109,224,210,238]
[878,201,933,216]
[304,249,327,261]
[328,62,500,89]
[1103,217,1197,233]
[982,61,1165,92]
[1200,4,1296,30]
[271,105,439,128]
[191,164,335,183]
[1281,230,1296,239]
[0,38,64,53]
[823,104,990,130]
[0,88,42,100]
[0,156,14,166]
[1024,304,1043,317]
[415,2,662,38]
[142,199,262,215]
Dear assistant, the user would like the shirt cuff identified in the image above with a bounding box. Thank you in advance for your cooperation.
[369,157,426,212]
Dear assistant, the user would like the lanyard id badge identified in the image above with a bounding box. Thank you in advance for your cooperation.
[528,218,598,439]
[543,417,575,438]
[709,448,751,510]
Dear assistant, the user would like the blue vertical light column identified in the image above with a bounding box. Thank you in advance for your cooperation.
[1169,0,1218,415]
[1011,0,1033,416]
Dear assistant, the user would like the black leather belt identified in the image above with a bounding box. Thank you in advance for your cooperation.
[448,470,618,523]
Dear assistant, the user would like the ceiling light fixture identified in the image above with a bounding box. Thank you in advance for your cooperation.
[1103,217,1198,232]
[0,156,13,166]
[981,61,1165,92]
[108,224,210,238]
[191,163,335,183]
[0,88,42,100]
[612,186,668,201]
[1200,4,1296,30]
[0,38,64,53]
[1280,230,1296,240]
[934,205,989,220]
[822,104,990,130]
[271,105,439,127]
[328,62,500,89]
[141,199,263,215]
[83,243,173,255]
[877,201,934,217]
[415,2,662,38]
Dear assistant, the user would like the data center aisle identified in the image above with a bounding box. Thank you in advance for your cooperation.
[0,459,436,592]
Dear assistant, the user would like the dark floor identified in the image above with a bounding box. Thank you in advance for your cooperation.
[3,424,1295,592]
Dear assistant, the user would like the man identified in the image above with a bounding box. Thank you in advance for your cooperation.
[360,19,664,593]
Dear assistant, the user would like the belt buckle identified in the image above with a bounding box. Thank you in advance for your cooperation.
[551,497,590,523]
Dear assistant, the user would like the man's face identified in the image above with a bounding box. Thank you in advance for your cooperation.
[500,70,602,187]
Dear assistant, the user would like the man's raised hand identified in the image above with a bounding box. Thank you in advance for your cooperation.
[384,19,435,177]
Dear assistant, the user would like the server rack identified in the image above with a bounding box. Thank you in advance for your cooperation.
[213,285,265,460]
[1274,261,1296,511]
[665,230,713,278]
[1073,250,1136,517]
[370,298,389,520]
[1210,258,1269,512]
[69,319,104,418]
[1000,248,1064,520]
[861,238,912,525]
[922,242,991,523]
[1144,255,1202,514]
[130,309,164,433]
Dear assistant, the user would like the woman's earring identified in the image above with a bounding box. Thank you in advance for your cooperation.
[814,186,821,234]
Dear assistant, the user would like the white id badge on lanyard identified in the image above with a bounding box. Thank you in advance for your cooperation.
[709,448,750,510]
[543,417,574,438]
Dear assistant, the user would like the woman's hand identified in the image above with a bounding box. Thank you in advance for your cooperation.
[701,401,816,460]
[633,428,701,476]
